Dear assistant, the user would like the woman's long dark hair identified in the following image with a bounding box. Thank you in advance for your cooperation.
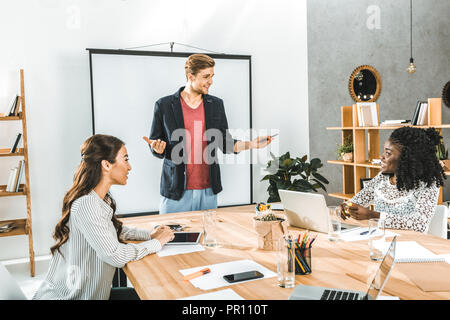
[389,127,445,191]
[50,134,126,256]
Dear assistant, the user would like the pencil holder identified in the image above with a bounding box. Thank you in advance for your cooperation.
[294,247,312,275]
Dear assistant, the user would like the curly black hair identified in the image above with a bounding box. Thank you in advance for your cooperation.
[388,127,446,191]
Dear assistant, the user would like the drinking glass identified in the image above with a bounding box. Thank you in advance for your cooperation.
[368,218,386,261]
[328,206,341,241]
[276,238,295,288]
[202,210,217,247]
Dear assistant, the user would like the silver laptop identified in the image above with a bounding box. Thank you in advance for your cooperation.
[289,236,397,300]
[278,190,358,233]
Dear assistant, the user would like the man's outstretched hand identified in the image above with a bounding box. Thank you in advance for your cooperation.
[250,136,274,149]
[143,136,166,154]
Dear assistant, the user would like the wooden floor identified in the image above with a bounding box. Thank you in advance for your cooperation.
[121,205,450,300]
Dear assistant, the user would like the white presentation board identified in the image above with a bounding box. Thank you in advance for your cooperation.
[88,49,252,215]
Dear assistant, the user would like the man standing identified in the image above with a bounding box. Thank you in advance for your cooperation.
[144,54,273,214]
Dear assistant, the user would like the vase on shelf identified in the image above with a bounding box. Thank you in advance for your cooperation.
[341,152,353,162]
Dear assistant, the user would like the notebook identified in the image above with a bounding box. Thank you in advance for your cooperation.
[375,241,445,263]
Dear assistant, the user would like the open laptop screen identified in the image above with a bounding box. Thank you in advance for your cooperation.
[365,236,397,300]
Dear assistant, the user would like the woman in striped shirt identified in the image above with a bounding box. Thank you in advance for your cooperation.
[33,134,174,300]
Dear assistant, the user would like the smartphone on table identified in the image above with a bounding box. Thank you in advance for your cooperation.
[223,270,264,283]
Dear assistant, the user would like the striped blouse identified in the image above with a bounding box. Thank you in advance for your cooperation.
[32,190,161,300]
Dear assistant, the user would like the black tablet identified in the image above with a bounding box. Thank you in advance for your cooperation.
[166,232,202,245]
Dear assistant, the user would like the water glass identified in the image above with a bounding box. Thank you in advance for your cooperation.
[276,238,295,288]
[328,206,341,241]
[368,218,386,261]
[202,210,217,247]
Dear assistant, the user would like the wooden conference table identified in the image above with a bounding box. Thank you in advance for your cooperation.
[121,205,450,300]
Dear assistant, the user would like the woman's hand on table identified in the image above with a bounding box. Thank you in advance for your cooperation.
[151,225,175,246]
[347,203,380,220]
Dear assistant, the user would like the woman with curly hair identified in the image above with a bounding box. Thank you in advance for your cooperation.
[341,127,445,233]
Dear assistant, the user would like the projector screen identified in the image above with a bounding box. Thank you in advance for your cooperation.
[88,49,252,215]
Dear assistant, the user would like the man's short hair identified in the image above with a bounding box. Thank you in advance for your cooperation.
[185,54,215,77]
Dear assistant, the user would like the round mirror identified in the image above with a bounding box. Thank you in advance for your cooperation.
[348,65,381,102]
[443,81,450,108]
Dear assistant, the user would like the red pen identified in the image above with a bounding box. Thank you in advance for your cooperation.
[183,268,211,281]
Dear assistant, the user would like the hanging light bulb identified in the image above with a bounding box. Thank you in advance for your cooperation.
[406,0,416,74]
[407,58,416,74]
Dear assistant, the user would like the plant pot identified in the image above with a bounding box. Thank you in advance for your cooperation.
[253,216,287,250]
[341,152,353,162]
[440,159,450,171]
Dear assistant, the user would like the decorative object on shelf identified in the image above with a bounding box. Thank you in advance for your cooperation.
[406,0,416,74]
[261,152,329,203]
[0,222,16,233]
[253,212,287,250]
[349,65,381,102]
[436,136,450,170]
[443,81,450,108]
[337,136,354,162]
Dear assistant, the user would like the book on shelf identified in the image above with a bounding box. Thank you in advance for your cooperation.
[10,133,22,153]
[356,102,378,126]
[8,95,20,116]
[6,168,16,192]
[380,120,411,126]
[411,101,422,125]
[382,120,410,124]
[411,101,428,125]
[417,102,428,125]
[13,160,24,192]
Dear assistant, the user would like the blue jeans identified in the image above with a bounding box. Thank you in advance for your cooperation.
[159,188,218,214]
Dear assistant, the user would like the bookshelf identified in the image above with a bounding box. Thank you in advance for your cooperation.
[0,69,35,277]
[327,98,446,204]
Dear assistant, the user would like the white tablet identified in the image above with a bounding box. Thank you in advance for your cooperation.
[166,232,202,245]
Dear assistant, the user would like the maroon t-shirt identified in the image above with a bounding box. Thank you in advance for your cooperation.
[180,96,211,190]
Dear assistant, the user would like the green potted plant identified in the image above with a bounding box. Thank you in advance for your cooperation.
[261,152,329,203]
[337,136,354,162]
[436,137,450,170]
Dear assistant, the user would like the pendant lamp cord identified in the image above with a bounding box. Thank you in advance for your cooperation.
[410,0,413,59]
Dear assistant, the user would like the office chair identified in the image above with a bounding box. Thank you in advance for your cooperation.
[427,205,449,239]
[0,262,27,300]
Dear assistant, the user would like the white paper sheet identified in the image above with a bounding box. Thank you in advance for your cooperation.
[179,259,277,291]
[340,227,398,242]
[157,244,205,257]
[178,288,245,300]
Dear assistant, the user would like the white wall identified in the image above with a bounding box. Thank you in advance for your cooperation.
[0,0,308,260]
